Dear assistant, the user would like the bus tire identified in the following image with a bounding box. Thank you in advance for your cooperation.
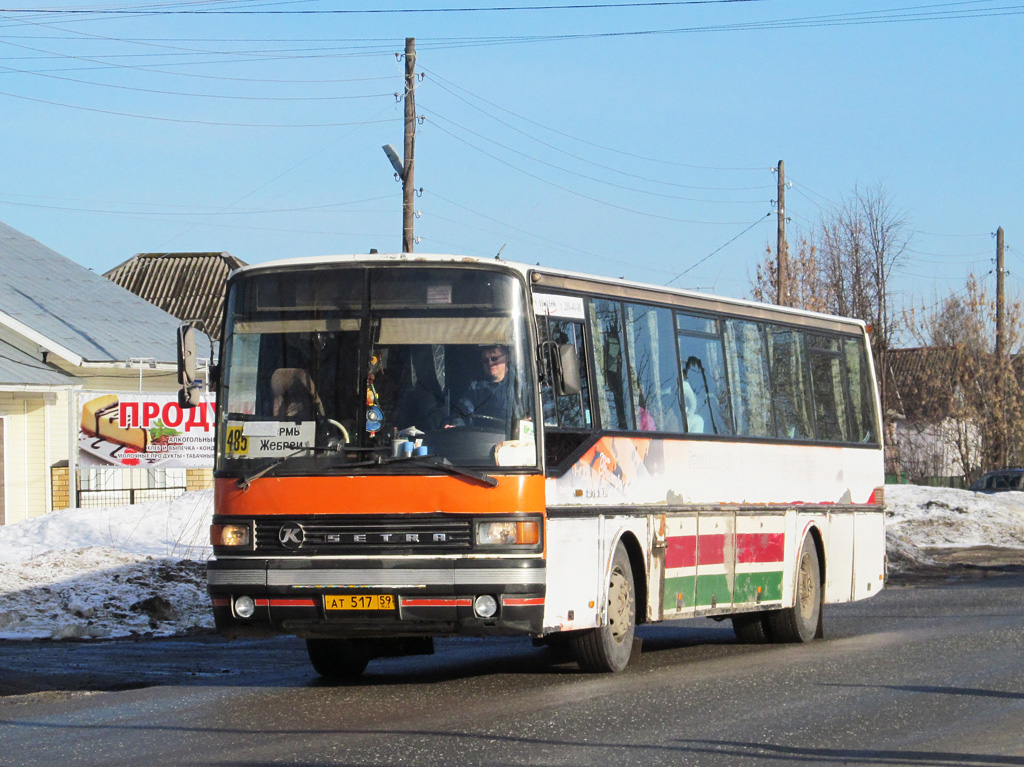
[767,535,821,643]
[732,612,771,643]
[306,638,371,679]
[570,541,636,673]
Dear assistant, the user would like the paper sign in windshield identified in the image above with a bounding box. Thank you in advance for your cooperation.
[225,421,316,459]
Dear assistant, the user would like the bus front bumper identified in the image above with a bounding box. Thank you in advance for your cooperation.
[206,557,546,638]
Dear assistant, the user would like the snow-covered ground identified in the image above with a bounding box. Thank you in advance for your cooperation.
[1,485,1022,641]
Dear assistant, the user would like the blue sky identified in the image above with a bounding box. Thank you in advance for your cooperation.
[1,1,1021,327]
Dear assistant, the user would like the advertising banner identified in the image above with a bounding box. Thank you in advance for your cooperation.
[78,392,216,468]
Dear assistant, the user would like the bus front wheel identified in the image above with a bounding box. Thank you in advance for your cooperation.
[570,541,636,673]
[767,535,822,643]
[306,638,371,680]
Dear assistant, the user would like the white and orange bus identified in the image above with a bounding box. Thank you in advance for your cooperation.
[181,253,885,677]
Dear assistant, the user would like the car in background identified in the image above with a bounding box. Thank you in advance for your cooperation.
[970,468,1024,492]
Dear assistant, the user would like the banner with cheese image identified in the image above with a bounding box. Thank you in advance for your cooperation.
[78,393,215,468]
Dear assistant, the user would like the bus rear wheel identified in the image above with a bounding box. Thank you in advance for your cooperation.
[306,638,371,680]
[767,535,822,643]
[732,612,771,643]
[570,541,636,673]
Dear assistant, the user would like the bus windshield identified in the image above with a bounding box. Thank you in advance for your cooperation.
[217,265,537,475]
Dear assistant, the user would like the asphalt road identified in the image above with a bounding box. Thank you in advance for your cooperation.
[2,573,1023,767]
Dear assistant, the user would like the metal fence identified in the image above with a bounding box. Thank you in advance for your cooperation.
[76,485,188,509]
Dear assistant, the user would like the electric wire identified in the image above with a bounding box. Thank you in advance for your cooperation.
[427,117,764,224]
[422,106,769,204]
[421,66,770,179]
[666,211,772,285]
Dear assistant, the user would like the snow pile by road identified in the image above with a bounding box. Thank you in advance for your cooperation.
[0,492,213,640]
[0,485,1022,641]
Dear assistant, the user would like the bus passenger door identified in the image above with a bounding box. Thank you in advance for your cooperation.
[695,511,735,611]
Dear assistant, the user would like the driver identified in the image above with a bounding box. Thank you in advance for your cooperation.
[448,345,515,427]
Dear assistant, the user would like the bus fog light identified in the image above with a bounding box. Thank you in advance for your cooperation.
[474,595,498,618]
[234,595,256,618]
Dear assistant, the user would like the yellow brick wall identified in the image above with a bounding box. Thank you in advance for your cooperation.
[51,463,70,511]
[186,468,214,491]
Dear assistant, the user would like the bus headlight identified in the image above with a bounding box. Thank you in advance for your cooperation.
[476,520,540,546]
[211,524,250,547]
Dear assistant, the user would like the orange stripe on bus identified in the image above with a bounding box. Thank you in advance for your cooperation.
[216,474,546,516]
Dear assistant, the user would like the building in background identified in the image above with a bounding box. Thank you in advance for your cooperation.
[0,221,211,524]
[103,251,245,342]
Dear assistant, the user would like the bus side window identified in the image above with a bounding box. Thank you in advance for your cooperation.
[842,336,878,444]
[590,299,633,430]
[808,335,850,443]
[540,319,591,430]
[767,326,814,440]
[723,319,775,439]
[624,303,684,433]
[676,312,733,436]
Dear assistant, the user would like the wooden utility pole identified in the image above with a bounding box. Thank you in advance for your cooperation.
[996,226,1005,360]
[996,226,1006,466]
[776,160,789,307]
[402,37,417,253]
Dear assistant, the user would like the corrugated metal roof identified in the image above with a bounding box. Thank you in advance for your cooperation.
[104,252,245,341]
[0,220,182,364]
[0,337,79,386]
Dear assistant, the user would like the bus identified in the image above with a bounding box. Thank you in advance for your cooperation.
[178,253,885,677]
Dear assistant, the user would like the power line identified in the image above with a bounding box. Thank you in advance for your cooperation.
[422,106,769,205]
[666,211,772,286]
[424,69,772,187]
[0,0,774,14]
[0,86,402,126]
[422,65,766,172]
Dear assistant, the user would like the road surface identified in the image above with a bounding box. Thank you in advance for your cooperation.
[2,572,1023,766]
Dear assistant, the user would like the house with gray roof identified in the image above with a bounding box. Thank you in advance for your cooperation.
[0,221,196,524]
[104,251,245,342]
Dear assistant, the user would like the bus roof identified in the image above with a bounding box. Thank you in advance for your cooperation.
[230,252,869,333]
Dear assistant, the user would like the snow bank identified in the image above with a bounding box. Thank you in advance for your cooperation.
[0,490,213,564]
[0,491,214,640]
[885,484,1024,550]
[0,484,1022,640]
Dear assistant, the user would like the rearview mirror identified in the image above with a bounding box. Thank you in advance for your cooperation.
[177,323,199,408]
[555,343,582,397]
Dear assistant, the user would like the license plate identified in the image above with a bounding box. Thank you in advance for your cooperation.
[324,594,395,611]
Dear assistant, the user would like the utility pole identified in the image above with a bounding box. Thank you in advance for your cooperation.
[775,160,789,307]
[996,226,1006,466]
[996,226,1005,361]
[402,37,417,253]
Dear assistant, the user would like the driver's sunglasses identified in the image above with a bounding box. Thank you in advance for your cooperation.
[481,353,507,364]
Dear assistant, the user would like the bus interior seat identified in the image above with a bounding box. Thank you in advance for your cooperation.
[271,368,325,419]
[394,347,448,430]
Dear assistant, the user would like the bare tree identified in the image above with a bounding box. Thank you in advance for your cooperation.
[752,183,909,405]
[902,276,1024,482]
[752,236,829,313]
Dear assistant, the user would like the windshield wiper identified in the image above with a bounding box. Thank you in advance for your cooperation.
[384,454,498,488]
[236,445,340,491]
[236,446,497,490]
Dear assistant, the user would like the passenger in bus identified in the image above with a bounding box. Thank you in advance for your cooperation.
[447,344,516,428]
[683,380,704,434]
